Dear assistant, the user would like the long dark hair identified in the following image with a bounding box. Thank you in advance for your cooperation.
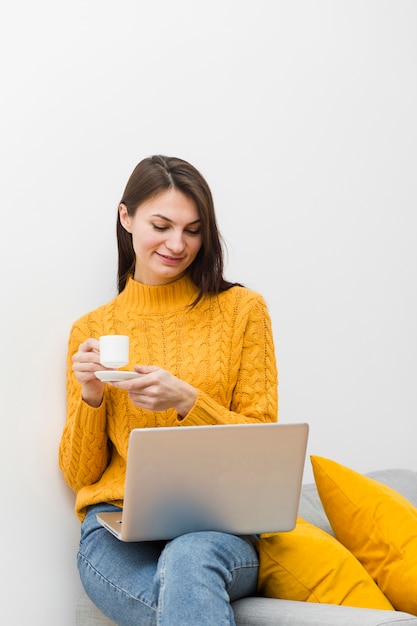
[117,155,239,303]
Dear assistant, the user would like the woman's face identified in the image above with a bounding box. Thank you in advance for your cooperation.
[119,188,203,285]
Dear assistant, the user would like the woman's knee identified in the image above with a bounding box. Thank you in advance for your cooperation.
[161,531,258,576]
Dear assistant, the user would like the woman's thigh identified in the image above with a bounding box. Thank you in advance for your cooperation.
[77,504,259,626]
[78,503,166,626]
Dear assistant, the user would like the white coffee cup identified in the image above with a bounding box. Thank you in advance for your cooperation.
[99,335,129,368]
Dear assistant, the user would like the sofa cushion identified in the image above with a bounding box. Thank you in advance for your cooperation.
[311,456,417,616]
[366,468,417,507]
[297,468,417,535]
[257,517,393,609]
[232,597,417,626]
[76,592,117,626]
[297,481,334,535]
[77,591,417,626]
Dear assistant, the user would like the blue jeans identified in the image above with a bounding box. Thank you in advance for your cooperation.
[78,503,259,626]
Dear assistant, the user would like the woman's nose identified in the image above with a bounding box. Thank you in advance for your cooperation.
[166,231,185,253]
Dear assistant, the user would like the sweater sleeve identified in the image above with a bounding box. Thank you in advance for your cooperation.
[178,295,278,426]
[58,323,111,493]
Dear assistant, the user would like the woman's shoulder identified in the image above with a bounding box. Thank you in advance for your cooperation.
[217,283,269,311]
[70,293,120,333]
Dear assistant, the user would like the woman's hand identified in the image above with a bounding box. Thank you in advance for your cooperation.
[111,366,197,418]
[72,338,105,408]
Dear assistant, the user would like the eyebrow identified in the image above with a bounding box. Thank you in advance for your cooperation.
[151,213,201,226]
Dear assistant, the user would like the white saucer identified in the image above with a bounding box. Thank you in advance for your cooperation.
[95,370,142,382]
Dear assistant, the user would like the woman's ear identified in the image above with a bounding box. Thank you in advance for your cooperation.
[119,203,132,233]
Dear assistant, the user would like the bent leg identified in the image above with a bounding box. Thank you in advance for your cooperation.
[78,506,258,626]
[155,531,259,626]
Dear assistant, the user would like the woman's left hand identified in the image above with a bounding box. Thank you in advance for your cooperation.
[111,366,197,418]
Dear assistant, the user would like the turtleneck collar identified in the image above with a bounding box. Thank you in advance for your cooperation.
[118,273,199,315]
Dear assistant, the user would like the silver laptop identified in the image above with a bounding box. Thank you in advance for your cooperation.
[97,422,309,542]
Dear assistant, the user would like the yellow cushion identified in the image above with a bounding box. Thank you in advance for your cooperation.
[311,455,417,615]
[257,517,393,609]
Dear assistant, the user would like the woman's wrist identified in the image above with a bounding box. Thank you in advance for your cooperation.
[81,385,104,408]
[175,382,198,419]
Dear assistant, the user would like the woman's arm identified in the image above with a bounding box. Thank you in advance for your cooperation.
[183,296,278,426]
[58,325,110,493]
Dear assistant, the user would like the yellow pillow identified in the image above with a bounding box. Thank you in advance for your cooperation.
[257,517,393,609]
[311,455,417,615]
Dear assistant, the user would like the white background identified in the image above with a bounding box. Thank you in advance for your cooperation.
[1,1,416,623]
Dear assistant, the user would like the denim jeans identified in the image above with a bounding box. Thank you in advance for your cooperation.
[77,503,259,626]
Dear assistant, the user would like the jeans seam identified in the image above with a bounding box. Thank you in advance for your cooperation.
[155,540,169,626]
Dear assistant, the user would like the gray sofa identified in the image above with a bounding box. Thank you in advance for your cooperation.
[76,468,417,625]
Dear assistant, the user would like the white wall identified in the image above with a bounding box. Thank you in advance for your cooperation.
[1,1,416,623]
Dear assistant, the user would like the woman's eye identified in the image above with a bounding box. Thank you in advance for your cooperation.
[152,224,200,236]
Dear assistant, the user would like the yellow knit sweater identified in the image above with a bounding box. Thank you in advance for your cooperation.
[59,274,278,521]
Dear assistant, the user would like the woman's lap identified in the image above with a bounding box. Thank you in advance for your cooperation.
[77,503,259,626]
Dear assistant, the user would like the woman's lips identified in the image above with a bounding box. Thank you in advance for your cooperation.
[156,252,184,264]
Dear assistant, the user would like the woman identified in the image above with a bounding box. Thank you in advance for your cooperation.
[59,155,278,626]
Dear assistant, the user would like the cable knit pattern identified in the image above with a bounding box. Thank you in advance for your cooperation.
[59,275,278,521]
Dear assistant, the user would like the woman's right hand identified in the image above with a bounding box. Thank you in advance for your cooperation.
[72,338,105,407]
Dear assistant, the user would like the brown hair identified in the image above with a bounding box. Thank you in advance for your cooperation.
[117,155,239,303]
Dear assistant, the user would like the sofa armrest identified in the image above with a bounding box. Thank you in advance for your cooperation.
[77,591,417,626]
[232,598,417,626]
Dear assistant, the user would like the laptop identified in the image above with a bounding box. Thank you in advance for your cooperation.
[96,422,309,542]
